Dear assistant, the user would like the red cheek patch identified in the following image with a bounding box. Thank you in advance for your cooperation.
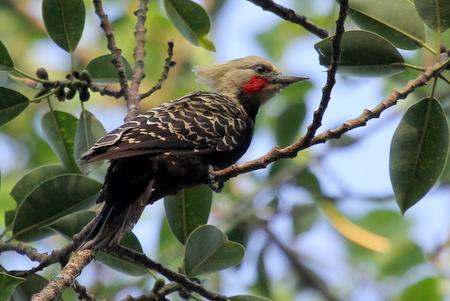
[241,76,269,94]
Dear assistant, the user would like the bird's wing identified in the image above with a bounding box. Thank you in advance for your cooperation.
[80,92,250,163]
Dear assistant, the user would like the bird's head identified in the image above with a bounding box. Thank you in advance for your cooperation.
[194,55,308,106]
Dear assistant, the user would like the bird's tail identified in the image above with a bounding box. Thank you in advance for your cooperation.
[78,200,146,250]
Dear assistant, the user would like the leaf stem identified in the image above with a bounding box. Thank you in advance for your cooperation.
[13,67,50,84]
[402,63,426,72]
[430,77,438,99]
[30,91,56,103]
[423,42,438,55]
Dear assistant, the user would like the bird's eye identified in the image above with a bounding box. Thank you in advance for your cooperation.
[254,64,269,74]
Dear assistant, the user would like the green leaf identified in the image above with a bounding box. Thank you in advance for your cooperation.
[414,0,450,32]
[42,0,85,52]
[96,232,147,276]
[12,174,101,241]
[379,239,424,277]
[164,0,215,51]
[274,82,311,146]
[291,204,318,235]
[74,110,106,161]
[0,273,23,301]
[257,22,305,60]
[252,248,271,297]
[0,87,29,127]
[48,211,147,276]
[164,185,212,244]
[10,164,68,205]
[347,0,427,50]
[397,277,442,301]
[229,296,272,301]
[41,110,79,172]
[314,30,405,77]
[184,225,245,276]
[8,274,63,301]
[390,98,449,213]
[85,55,133,83]
[0,41,14,70]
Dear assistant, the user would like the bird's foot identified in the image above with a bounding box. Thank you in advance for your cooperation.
[208,166,224,193]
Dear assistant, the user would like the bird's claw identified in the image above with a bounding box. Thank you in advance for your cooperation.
[208,166,224,193]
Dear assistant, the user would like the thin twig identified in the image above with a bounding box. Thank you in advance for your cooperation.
[8,219,95,278]
[131,0,150,92]
[140,41,176,99]
[92,0,131,101]
[302,0,348,144]
[0,241,49,263]
[110,246,228,301]
[247,0,328,38]
[89,82,123,98]
[263,225,339,301]
[212,58,450,182]
[31,249,96,301]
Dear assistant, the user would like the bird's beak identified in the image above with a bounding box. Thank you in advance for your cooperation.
[270,75,309,86]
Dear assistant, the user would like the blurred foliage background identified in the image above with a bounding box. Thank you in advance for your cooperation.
[0,0,450,300]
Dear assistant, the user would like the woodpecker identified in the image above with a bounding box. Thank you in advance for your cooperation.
[79,55,308,249]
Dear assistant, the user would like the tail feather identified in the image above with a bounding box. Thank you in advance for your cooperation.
[78,157,156,250]
[78,201,146,250]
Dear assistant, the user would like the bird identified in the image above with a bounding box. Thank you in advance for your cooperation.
[79,55,308,249]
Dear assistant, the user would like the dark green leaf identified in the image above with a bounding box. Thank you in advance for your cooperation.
[229,296,271,301]
[42,0,85,52]
[85,55,133,83]
[295,168,322,195]
[291,204,318,235]
[10,164,68,205]
[164,0,215,51]
[414,0,450,32]
[47,210,94,238]
[48,211,146,276]
[252,248,271,297]
[74,110,106,161]
[397,277,442,301]
[41,110,79,172]
[164,185,212,244]
[12,174,101,241]
[0,41,14,70]
[347,0,427,50]
[314,30,405,77]
[0,273,23,301]
[4,210,15,229]
[96,232,147,276]
[0,87,29,127]
[390,98,449,213]
[226,221,251,247]
[184,225,244,276]
[275,101,306,146]
[8,274,63,301]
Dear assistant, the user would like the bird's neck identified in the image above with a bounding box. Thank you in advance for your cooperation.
[236,92,260,121]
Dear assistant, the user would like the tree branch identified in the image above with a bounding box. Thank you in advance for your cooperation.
[246,0,329,38]
[212,58,450,182]
[92,0,132,108]
[0,241,49,263]
[131,0,150,94]
[111,246,228,301]
[302,0,348,144]
[31,249,96,301]
[139,41,176,100]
